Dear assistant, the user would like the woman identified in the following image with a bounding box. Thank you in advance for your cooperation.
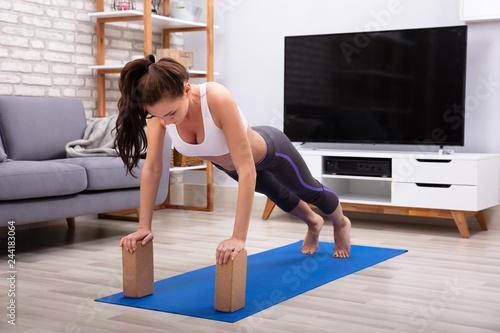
[117,55,351,264]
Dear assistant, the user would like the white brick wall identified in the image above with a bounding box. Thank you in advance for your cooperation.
[0,0,183,118]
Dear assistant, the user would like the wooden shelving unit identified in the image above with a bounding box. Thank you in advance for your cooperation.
[91,0,214,117]
[91,0,214,214]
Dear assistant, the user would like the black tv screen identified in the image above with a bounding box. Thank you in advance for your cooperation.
[284,25,467,146]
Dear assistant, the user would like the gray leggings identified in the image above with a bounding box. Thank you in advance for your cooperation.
[214,126,339,215]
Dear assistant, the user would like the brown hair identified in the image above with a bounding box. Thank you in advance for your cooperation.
[114,54,189,176]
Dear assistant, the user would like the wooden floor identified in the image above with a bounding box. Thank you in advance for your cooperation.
[1,199,500,333]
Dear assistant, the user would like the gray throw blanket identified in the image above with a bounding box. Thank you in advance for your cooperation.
[66,115,119,157]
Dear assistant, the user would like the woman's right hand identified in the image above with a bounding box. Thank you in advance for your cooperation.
[119,228,154,253]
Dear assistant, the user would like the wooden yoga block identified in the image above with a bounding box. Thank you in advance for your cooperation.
[214,249,247,313]
[122,240,154,298]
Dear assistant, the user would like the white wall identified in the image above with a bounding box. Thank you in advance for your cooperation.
[210,0,500,152]
[463,21,500,153]
[184,0,500,190]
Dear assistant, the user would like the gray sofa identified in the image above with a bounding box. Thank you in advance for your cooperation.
[0,96,171,227]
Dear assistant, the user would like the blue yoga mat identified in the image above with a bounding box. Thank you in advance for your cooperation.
[96,241,406,322]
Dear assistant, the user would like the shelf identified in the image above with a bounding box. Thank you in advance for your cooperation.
[88,64,124,70]
[170,164,207,173]
[88,65,218,77]
[322,174,392,182]
[89,9,144,19]
[321,175,392,206]
[89,10,208,29]
[338,194,392,205]
[189,69,219,76]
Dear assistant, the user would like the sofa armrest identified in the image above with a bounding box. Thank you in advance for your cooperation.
[155,132,172,205]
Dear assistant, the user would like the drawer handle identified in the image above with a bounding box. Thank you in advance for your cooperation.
[416,159,452,163]
[416,183,452,188]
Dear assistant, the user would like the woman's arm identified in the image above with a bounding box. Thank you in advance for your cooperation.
[207,83,256,264]
[120,117,166,252]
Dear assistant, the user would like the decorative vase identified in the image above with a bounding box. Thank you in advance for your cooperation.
[168,1,202,22]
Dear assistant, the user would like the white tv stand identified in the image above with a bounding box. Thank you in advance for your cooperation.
[262,149,500,238]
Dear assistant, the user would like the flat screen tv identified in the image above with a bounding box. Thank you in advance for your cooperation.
[283,25,467,146]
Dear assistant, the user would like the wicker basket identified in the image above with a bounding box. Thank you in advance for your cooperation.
[173,149,203,167]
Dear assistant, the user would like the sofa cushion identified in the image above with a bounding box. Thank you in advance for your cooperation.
[0,96,87,160]
[0,161,87,200]
[53,157,144,190]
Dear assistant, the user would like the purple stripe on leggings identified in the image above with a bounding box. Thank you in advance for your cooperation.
[275,153,336,194]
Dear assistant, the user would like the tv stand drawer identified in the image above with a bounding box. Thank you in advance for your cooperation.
[392,158,477,185]
[392,182,478,211]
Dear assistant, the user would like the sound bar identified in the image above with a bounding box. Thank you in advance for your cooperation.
[324,156,391,177]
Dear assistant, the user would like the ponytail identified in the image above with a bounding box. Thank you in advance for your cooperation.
[114,54,189,176]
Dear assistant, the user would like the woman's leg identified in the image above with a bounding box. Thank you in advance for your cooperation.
[253,171,325,254]
[325,204,351,258]
[286,199,350,257]
[287,200,325,254]
[269,151,351,257]
[253,126,351,257]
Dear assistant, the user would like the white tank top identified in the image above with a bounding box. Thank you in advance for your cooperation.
[166,83,248,157]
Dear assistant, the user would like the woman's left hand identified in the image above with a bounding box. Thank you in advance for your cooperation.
[216,237,245,265]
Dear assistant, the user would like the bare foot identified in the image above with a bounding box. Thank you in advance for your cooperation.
[301,213,324,255]
[333,216,351,258]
